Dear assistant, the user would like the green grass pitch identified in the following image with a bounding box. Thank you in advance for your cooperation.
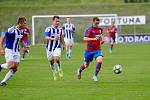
[0,43,150,100]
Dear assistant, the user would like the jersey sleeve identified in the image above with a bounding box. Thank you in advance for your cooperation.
[8,26,15,34]
[84,27,91,37]
[23,28,30,35]
[25,27,30,33]
[45,27,51,37]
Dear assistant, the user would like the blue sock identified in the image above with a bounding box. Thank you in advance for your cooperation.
[94,64,101,76]
[110,45,113,51]
[110,47,112,51]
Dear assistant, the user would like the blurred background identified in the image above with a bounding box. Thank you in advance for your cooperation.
[0,0,150,43]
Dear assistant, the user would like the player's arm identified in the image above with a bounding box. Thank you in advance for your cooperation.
[72,24,75,33]
[23,27,30,36]
[24,31,29,35]
[25,32,30,39]
[83,29,97,41]
[83,37,97,41]
[0,31,7,55]
[62,24,65,30]
[60,30,65,50]
[24,31,30,43]
[20,38,27,48]
[45,36,55,41]
[0,35,5,55]
[27,28,31,42]
[100,30,105,44]
[107,27,110,33]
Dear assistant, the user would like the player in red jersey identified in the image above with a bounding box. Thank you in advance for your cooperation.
[77,17,104,81]
[107,21,117,53]
[22,26,30,60]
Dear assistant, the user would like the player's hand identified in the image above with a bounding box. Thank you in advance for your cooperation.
[54,37,59,41]
[51,36,59,41]
[101,41,105,44]
[95,35,101,40]
[95,35,101,38]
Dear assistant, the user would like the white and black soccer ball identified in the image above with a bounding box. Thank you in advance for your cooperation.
[113,64,122,74]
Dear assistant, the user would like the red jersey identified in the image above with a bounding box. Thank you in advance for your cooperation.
[107,25,117,38]
[23,27,30,41]
[84,25,103,51]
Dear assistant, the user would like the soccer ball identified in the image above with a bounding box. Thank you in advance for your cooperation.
[113,64,122,74]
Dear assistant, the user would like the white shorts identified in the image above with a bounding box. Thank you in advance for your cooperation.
[64,38,74,46]
[46,48,61,61]
[5,48,20,63]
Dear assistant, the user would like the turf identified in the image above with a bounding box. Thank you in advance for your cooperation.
[0,43,150,100]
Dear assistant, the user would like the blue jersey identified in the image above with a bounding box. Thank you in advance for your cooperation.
[5,26,23,52]
[45,25,62,51]
[63,23,75,39]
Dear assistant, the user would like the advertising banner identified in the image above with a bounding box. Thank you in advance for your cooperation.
[117,34,150,43]
[99,15,146,26]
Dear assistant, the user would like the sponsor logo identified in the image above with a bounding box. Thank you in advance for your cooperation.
[117,34,150,43]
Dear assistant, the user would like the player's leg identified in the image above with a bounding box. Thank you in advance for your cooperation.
[93,50,103,81]
[77,51,92,80]
[53,48,63,79]
[22,41,30,60]
[26,41,30,55]
[49,60,57,80]
[109,37,113,53]
[93,57,103,81]
[0,63,8,71]
[0,49,9,71]
[67,46,71,59]
[22,41,26,60]
[0,51,20,86]
[68,39,74,59]
[64,39,69,59]
[66,45,69,59]
[54,57,63,79]
[22,47,26,60]
[77,62,89,80]
[0,61,18,86]
[46,50,57,80]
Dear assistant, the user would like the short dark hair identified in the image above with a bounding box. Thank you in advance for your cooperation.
[93,17,100,22]
[17,16,26,24]
[52,16,60,21]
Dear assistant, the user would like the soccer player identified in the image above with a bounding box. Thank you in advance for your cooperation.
[0,16,27,86]
[45,16,65,80]
[77,17,104,81]
[21,26,30,60]
[107,21,117,53]
[63,17,75,59]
